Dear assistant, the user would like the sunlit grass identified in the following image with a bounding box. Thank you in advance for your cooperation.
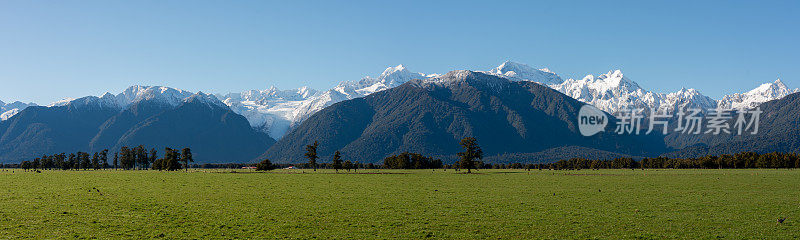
[0,168,798,239]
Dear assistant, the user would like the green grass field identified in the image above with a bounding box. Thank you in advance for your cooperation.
[1,168,798,239]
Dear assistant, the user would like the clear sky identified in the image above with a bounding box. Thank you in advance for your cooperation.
[1,0,798,104]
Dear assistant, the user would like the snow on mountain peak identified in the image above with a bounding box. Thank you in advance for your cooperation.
[548,69,713,115]
[774,78,786,86]
[0,100,38,121]
[488,61,563,85]
[419,70,512,92]
[48,98,75,107]
[116,85,194,107]
[39,85,195,112]
[186,91,227,108]
[0,108,21,121]
[381,64,407,76]
[718,78,798,110]
[749,78,791,97]
[7,61,793,141]
[594,70,641,91]
[373,64,427,87]
[220,65,436,139]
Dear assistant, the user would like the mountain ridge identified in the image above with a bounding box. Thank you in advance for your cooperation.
[3,62,794,140]
[0,87,274,163]
[262,70,666,164]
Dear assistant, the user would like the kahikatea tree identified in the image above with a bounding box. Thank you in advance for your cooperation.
[153,147,182,171]
[457,137,483,173]
[304,141,319,171]
[332,150,343,173]
[134,145,149,170]
[100,149,108,169]
[91,152,100,170]
[181,148,193,171]
[149,148,158,167]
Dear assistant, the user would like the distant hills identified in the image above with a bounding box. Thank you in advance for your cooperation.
[0,87,273,163]
[662,91,800,158]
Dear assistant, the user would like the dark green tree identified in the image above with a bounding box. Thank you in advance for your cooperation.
[344,160,353,172]
[154,148,182,171]
[149,148,158,168]
[457,137,482,173]
[55,153,65,170]
[332,150,343,173]
[66,153,76,170]
[21,161,31,171]
[256,159,275,171]
[100,150,108,169]
[181,148,193,171]
[91,152,100,170]
[304,141,319,171]
[134,145,148,170]
[119,146,133,170]
[79,152,91,170]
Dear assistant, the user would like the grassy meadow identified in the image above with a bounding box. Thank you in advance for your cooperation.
[0,168,798,239]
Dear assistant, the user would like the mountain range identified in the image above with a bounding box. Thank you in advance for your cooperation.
[263,70,666,163]
[3,62,795,139]
[216,62,797,140]
[0,86,273,163]
[1,61,797,163]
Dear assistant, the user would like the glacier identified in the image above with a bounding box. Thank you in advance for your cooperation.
[0,100,37,121]
[218,65,437,140]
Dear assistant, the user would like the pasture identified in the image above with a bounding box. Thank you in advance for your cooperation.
[0,169,798,239]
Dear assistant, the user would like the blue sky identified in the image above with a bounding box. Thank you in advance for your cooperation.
[1,0,798,104]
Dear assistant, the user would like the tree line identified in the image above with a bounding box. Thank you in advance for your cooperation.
[538,152,800,170]
[383,152,443,169]
[18,146,194,171]
[285,138,799,171]
[285,137,483,173]
[15,138,800,171]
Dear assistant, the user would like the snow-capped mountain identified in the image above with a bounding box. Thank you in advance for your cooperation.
[219,65,436,139]
[42,85,195,110]
[546,70,717,115]
[498,62,795,116]
[221,60,796,136]
[550,70,656,113]
[662,88,718,113]
[487,61,563,85]
[3,61,795,140]
[717,79,799,110]
[0,100,37,121]
[421,70,513,92]
[218,87,318,139]
[113,85,195,108]
[43,85,203,112]
[185,91,228,109]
